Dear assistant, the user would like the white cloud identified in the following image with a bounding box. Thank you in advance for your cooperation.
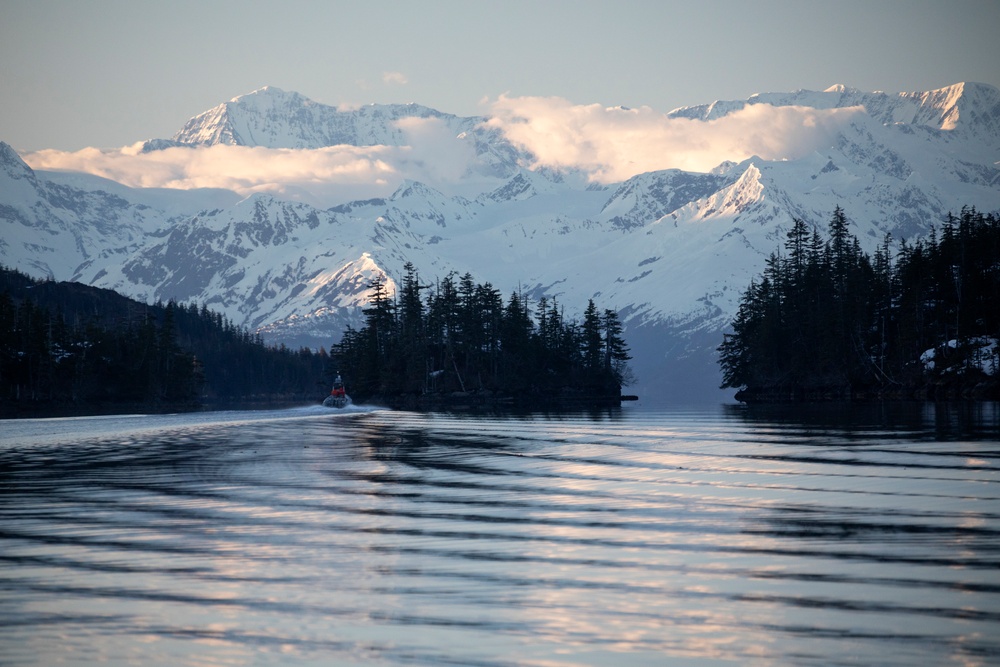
[21,123,482,206]
[484,95,866,182]
[382,71,408,86]
[23,144,405,205]
[395,116,477,183]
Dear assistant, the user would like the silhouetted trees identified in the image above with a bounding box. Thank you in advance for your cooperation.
[719,206,1000,400]
[0,266,327,414]
[332,262,633,405]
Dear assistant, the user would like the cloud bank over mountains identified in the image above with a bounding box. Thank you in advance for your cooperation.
[21,95,868,206]
[25,144,401,203]
[485,96,867,180]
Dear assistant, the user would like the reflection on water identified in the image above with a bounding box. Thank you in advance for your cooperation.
[728,400,1000,437]
[1,403,998,666]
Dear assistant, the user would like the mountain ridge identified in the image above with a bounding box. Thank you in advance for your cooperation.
[668,81,1000,134]
[3,81,999,401]
[172,86,471,148]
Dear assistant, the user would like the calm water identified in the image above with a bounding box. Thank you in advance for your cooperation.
[1,402,998,666]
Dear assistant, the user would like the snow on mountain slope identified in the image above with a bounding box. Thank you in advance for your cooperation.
[668,82,1000,140]
[171,87,463,148]
[0,142,172,278]
[3,82,999,400]
[599,170,731,231]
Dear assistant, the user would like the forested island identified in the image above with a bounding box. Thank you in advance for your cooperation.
[330,263,634,409]
[718,206,1000,402]
[0,266,328,416]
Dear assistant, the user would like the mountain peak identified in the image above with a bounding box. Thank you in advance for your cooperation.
[666,82,1000,143]
[390,179,444,201]
[0,142,36,181]
[230,85,302,104]
[823,84,859,94]
[167,86,480,151]
[0,141,23,164]
[247,85,286,96]
[901,81,1000,135]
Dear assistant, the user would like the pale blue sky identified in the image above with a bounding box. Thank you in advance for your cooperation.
[3,0,998,151]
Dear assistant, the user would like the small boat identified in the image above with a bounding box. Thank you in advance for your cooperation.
[322,373,351,408]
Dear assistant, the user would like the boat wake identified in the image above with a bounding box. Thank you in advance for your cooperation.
[0,402,384,447]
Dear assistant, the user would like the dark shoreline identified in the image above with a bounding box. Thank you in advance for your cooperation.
[1,391,639,419]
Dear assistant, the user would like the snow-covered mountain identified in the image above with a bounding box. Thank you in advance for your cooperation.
[669,82,1000,143]
[148,86,525,181]
[3,83,999,402]
[171,87,468,148]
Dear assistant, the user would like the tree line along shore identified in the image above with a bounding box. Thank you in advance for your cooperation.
[0,262,636,416]
[0,266,328,417]
[718,206,999,402]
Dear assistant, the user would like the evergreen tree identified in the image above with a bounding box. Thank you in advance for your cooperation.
[602,309,631,383]
[581,300,603,371]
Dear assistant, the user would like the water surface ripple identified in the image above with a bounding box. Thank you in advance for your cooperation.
[1,403,998,666]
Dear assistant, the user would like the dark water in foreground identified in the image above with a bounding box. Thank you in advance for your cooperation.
[1,402,998,666]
